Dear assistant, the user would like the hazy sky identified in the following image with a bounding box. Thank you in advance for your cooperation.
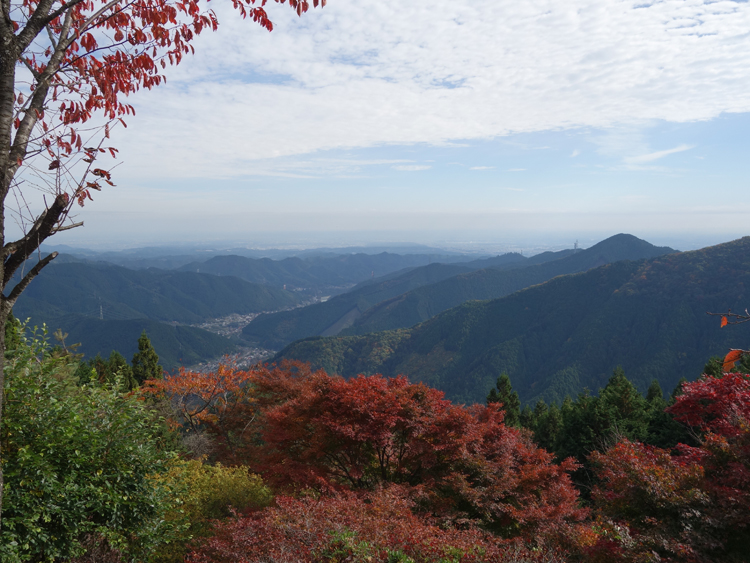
[45,0,750,250]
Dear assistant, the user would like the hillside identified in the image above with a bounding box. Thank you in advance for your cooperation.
[342,234,675,335]
[275,236,750,405]
[177,252,475,291]
[49,315,235,370]
[245,234,670,349]
[240,250,570,349]
[14,261,302,325]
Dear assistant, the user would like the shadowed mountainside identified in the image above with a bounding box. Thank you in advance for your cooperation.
[244,234,672,349]
[240,250,575,349]
[275,236,750,406]
[14,261,302,325]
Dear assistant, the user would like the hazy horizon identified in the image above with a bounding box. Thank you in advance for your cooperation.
[42,229,745,257]
[12,0,750,255]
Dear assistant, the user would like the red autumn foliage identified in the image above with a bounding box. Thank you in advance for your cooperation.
[590,439,707,561]
[246,363,586,542]
[667,372,750,439]
[187,487,566,563]
[591,372,750,561]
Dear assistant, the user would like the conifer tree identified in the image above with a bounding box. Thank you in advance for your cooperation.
[132,331,163,385]
[76,351,137,391]
[486,373,521,427]
[596,366,649,443]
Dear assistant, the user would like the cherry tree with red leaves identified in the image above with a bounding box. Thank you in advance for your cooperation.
[0,0,324,524]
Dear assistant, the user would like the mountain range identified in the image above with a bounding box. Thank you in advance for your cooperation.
[13,261,303,369]
[176,252,475,292]
[275,236,750,405]
[243,234,673,349]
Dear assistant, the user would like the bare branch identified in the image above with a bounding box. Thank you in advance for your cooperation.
[5,250,57,304]
[707,310,750,326]
[52,221,83,233]
[2,193,69,286]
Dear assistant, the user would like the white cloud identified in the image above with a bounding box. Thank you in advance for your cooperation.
[470,166,495,170]
[570,149,580,157]
[115,0,750,179]
[508,168,526,172]
[624,144,695,164]
[393,165,431,171]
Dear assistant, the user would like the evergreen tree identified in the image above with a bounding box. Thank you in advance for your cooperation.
[595,366,649,444]
[76,351,137,391]
[645,379,663,403]
[535,403,563,454]
[646,378,696,449]
[519,404,535,429]
[486,373,521,427]
[132,331,163,385]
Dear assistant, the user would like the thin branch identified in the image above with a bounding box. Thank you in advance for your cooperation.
[708,310,750,326]
[5,250,57,303]
[52,220,83,232]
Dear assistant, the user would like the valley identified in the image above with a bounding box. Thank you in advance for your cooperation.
[21,234,750,405]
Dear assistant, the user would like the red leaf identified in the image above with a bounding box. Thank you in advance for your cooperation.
[721,316,729,328]
[722,349,743,372]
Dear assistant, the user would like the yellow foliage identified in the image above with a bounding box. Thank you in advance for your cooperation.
[151,459,272,562]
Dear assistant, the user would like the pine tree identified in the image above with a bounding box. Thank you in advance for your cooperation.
[486,373,521,427]
[132,331,163,385]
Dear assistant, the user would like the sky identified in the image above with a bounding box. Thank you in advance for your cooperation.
[43,0,750,252]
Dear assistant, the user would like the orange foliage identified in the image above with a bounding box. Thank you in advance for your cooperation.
[143,362,257,461]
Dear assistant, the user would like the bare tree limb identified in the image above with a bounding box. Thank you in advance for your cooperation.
[5,250,57,304]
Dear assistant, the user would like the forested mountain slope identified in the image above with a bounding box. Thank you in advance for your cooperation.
[14,261,301,324]
[241,250,573,349]
[342,234,674,336]
[51,316,236,370]
[276,236,750,405]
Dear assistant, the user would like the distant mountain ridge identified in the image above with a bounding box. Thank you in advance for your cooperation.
[240,251,564,349]
[51,315,236,370]
[341,234,675,336]
[242,234,673,349]
[177,252,476,291]
[13,261,302,369]
[274,236,750,406]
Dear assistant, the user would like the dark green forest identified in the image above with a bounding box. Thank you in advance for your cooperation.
[276,236,750,404]
[245,234,673,349]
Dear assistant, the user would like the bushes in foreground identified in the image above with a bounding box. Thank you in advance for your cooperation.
[0,328,179,562]
[6,321,750,562]
[188,487,567,563]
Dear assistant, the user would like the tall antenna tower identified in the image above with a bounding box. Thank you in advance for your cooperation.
[574,240,579,252]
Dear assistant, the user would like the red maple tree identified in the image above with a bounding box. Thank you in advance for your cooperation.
[143,361,257,461]
[591,372,750,561]
[0,0,324,523]
[247,364,586,543]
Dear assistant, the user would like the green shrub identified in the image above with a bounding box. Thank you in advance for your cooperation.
[1,326,182,562]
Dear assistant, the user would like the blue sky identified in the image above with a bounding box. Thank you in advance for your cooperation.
[48,0,750,252]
